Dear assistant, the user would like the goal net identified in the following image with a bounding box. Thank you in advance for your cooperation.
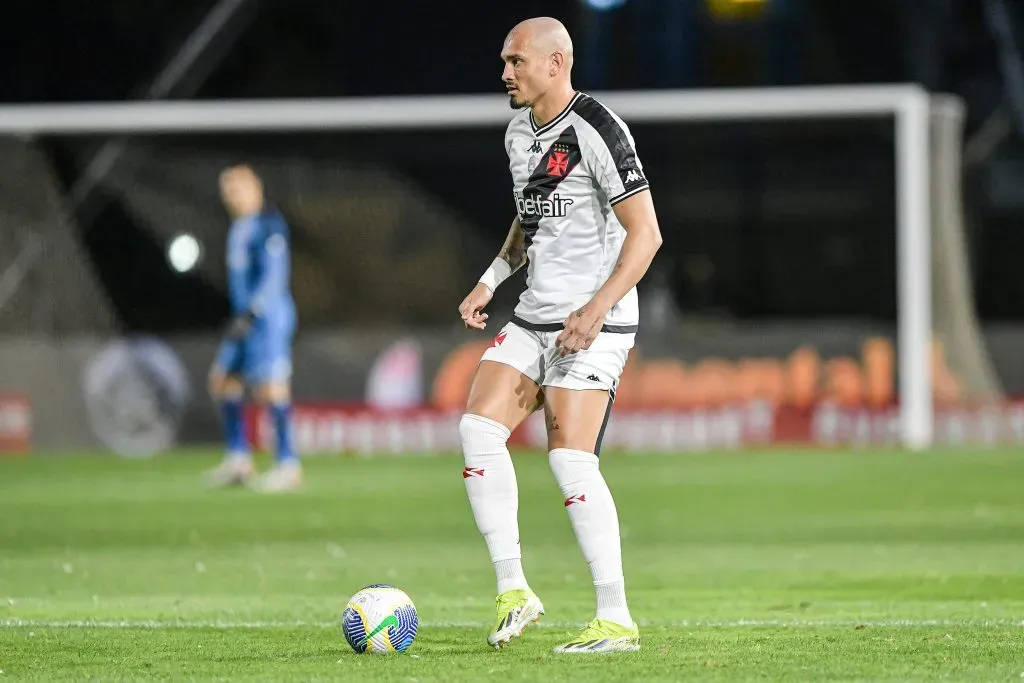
[0,85,1010,454]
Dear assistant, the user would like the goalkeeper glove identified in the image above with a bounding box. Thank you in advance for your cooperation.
[225,310,256,340]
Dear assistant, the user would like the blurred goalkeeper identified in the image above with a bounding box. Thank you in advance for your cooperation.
[204,164,301,492]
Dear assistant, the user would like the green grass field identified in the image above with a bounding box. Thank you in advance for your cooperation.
[1,447,1023,681]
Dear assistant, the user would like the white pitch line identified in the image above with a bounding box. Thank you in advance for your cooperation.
[1,618,1022,630]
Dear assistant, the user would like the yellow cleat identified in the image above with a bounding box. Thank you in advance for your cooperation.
[486,589,545,649]
[552,618,640,654]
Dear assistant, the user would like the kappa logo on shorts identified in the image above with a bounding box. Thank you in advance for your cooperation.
[489,331,507,348]
[586,374,601,382]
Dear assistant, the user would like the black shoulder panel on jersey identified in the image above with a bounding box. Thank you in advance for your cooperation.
[571,95,636,167]
[571,95,647,199]
[517,125,584,246]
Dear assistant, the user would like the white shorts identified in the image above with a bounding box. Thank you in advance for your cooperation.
[480,318,633,395]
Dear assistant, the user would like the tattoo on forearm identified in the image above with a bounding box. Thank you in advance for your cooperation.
[499,225,527,269]
[500,243,525,269]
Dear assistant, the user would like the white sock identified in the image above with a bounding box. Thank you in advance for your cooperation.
[460,414,529,594]
[549,447,632,627]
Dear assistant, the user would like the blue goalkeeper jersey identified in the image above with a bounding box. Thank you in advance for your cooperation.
[226,209,296,324]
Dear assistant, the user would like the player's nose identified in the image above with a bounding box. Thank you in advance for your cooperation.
[501,64,515,84]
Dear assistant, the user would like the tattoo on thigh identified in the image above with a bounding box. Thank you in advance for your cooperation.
[547,413,560,431]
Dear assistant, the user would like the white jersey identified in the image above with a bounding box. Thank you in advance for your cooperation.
[504,91,649,334]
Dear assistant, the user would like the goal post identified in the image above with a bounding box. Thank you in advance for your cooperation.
[0,84,990,451]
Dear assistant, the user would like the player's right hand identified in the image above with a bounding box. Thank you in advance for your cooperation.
[458,282,493,331]
[224,311,255,340]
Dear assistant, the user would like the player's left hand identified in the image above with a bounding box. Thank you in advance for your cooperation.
[225,312,255,340]
[556,302,607,356]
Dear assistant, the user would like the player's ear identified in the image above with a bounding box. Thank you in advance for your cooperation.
[550,52,563,76]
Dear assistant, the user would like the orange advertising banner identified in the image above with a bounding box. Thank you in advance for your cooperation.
[0,394,31,454]
[247,400,1024,456]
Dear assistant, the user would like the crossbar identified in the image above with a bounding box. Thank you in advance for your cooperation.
[0,85,924,134]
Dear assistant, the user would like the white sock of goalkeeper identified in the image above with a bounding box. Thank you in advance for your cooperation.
[549,447,632,628]
[460,413,529,595]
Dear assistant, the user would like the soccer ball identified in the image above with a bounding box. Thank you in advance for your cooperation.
[341,584,419,654]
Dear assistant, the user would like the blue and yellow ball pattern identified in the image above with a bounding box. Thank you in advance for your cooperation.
[341,584,419,654]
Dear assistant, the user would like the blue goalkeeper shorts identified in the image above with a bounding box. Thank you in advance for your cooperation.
[214,313,295,385]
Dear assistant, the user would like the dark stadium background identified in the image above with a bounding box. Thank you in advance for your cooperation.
[0,0,1018,330]
[0,0,1021,452]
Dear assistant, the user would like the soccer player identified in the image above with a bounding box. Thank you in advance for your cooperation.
[457,17,663,653]
[204,165,302,493]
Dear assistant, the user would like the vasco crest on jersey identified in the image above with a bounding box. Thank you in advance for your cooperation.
[546,142,572,177]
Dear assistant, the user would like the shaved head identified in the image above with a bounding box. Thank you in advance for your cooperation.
[507,17,573,70]
[500,17,576,120]
[219,164,261,189]
[219,164,264,218]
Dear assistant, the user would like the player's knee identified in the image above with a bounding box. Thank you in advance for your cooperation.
[545,422,587,453]
[210,374,243,401]
[253,381,288,405]
[258,381,290,404]
[459,413,511,460]
[466,361,543,425]
[208,371,223,397]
